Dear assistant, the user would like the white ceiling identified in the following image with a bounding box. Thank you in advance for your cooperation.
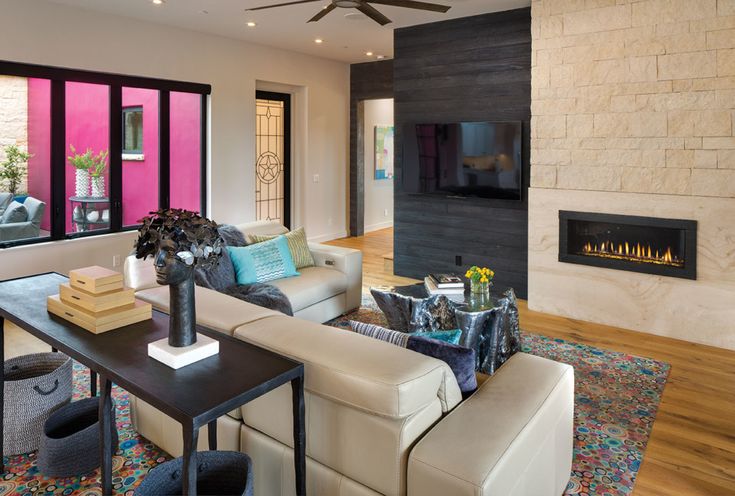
[46,0,530,63]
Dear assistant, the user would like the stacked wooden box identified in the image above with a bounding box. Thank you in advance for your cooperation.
[47,266,152,334]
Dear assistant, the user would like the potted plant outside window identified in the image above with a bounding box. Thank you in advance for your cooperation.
[0,144,32,201]
[68,146,108,198]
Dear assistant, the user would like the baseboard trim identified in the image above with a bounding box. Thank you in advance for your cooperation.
[365,221,393,233]
[308,230,349,243]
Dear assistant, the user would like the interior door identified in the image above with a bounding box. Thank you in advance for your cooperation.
[255,91,291,228]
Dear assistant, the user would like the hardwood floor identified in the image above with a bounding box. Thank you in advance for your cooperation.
[4,227,733,494]
[327,228,735,496]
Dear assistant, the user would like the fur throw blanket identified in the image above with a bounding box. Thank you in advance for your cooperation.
[194,224,293,316]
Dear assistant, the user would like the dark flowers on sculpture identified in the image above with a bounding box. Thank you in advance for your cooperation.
[135,209,223,347]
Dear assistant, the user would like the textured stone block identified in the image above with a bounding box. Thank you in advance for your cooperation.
[691,169,735,196]
[718,49,735,76]
[629,56,658,82]
[703,137,735,149]
[534,115,567,138]
[695,150,718,169]
[531,165,558,188]
[557,165,622,190]
[563,4,631,35]
[642,149,667,168]
[668,110,697,137]
[533,148,572,165]
[707,29,735,50]
[567,114,594,137]
[621,167,690,194]
[594,113,629,137]
[630,112,668,137]
[695,111,732,136]
[666,149,695,168]
[658,51,717,80]
[719,0,735,16]
[632,0,716,26]
[719,149,735,169]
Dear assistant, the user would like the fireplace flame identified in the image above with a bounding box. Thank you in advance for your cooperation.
[580,241,683,267]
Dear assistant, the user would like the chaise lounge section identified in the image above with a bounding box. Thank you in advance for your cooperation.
[124,220,574,495]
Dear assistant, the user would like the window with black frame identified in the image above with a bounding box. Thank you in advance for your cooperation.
[0,60,210,248]
[123,106,144,157]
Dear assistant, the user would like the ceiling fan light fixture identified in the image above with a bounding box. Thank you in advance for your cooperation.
[334,0,362,8]
[247,21,257,27]
[151,0,164,5]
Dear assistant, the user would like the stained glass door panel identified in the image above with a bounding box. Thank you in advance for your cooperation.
[255,92,290,228]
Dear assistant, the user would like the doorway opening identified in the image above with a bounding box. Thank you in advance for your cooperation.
[255,91,291,228]
[363,98,394,233]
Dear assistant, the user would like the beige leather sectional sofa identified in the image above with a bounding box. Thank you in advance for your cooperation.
[124,220,574,496]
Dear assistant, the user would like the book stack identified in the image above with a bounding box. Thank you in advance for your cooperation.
[425,273,466,301]
[47,266,152,334]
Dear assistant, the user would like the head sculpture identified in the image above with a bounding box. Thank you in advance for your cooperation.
[135,209,223,287]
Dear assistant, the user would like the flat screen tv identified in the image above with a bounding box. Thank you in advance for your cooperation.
[402,121,523,201]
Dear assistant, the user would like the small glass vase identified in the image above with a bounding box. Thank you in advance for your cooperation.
[470,279,491,296]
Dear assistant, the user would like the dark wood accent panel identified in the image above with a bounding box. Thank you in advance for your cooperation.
[394,8,531,298]
[350,60,393,236]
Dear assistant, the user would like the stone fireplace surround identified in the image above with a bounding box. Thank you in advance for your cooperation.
[528,187,735,350]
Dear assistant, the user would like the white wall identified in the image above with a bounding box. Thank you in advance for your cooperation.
[0,0,349,279]
[363,99,394,232]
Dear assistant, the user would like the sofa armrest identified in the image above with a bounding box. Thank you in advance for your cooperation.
[408,353,574,496]
[308,243,362,312]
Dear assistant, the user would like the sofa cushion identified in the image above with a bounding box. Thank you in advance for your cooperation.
[267,266,347,313]
[233,315,462,418]
[250,227,315,269]
[235,220,289,244]
[227,236,299,285]
[136,285,281,335]
[1,201,28,224]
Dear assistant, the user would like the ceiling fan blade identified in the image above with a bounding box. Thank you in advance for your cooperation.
[367,0,451,13]
[308,3,337,22]
[357,2,392,25]
[246,0,321,12]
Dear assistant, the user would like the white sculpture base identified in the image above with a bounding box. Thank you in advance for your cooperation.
[148,333,219,369]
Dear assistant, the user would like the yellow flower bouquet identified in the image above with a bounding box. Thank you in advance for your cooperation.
[465,266,495,295]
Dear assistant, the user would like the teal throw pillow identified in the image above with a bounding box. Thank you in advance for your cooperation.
[227,235,299,285]
[417,329,462,345]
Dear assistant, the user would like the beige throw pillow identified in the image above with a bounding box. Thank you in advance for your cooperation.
[250,227,315,269]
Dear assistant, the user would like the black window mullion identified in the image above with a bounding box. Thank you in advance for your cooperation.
[50,80,66,241]
[200,94,208,216]
[159,90,171,210]
[109,85,123,231]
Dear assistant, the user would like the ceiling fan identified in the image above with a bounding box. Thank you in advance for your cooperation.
[245,0,451,26]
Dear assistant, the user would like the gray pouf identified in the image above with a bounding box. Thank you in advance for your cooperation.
[135,451,254,496]
[37,396,118,477]
[3,352,73,455]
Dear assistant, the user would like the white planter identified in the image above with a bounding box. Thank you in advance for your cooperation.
[90,175,105,198]
[75,169,89,198]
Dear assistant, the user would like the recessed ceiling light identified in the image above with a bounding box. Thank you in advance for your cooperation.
[201,10,209,14]
[376,55,385,59]
[315,38,324,44]
[247,21,257,27]
[366,51,374,56]
[152,0,164,5]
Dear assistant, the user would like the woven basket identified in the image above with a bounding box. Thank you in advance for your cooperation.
[135,451,254,496]
[3,352,73,455]
[37,397,118,477]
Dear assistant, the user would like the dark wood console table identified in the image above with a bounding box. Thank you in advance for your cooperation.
[0,273,305,495]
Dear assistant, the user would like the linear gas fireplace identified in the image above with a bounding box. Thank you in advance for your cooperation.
[559,211,697,280]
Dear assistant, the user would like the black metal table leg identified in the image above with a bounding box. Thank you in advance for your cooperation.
[1,315,4,474]
[182,421,199,495]
[207,419,217,451]
[292,374,306,496]
[99,376,113,495]
[90,370,97,397]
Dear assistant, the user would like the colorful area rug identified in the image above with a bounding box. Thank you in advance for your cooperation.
[1,363,170,495]
[1,296,669,495]
[329,296,671,496]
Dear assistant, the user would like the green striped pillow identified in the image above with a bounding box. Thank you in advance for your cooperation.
[250,227,315,269]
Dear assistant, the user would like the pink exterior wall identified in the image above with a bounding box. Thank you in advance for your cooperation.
[122,87,159,226]
[65,82,110,233]
[26,78,52,231]
[25,81,200,233]
[170,92,201,213]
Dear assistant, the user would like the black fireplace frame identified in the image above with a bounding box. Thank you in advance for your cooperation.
[559,211,697,280]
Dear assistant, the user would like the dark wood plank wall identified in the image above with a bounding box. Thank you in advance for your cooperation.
[350,60,393,236]
[393,8,532,298]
